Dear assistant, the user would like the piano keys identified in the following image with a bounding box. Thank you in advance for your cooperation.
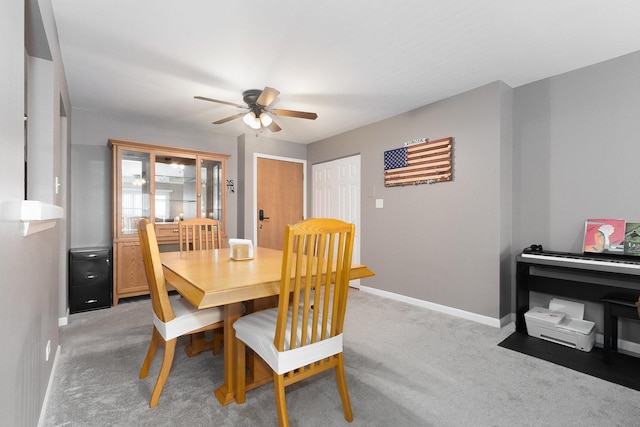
[519,251,640,274]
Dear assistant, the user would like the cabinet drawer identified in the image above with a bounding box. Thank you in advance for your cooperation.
[70,283,111,313]
[70,249,110,262]
[155,223,180,241]
[71,261,110,287]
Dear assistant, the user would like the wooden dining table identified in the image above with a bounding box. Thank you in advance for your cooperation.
[160,246,375,406]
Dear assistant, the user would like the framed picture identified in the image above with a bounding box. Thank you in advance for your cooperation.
[624,223,640,256]
[583,218,626,254]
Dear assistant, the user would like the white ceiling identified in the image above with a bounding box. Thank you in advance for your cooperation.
[51,0,640,144]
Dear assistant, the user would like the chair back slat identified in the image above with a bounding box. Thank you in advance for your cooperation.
[137,219,175,323]
[274,218,355,353]
[178,218,223,251]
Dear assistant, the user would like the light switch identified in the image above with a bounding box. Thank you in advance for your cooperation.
[375,199,384,208]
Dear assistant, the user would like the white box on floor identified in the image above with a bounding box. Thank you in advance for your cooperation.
[524,298,595,352]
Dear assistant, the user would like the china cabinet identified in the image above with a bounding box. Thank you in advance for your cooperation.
[109,139,229,305]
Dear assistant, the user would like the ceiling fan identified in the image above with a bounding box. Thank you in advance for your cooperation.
[195,87,317,133]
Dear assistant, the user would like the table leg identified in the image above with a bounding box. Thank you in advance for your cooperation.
[246,353,273,392]
[214,297,277,405]
[184,332,212,357]
[244,296,277,391]
[213,302,243,405]
[240,296,278,390]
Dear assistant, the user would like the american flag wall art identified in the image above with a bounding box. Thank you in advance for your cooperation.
[383,137,453,187]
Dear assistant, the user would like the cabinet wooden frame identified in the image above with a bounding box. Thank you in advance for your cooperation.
[109,138,230,305]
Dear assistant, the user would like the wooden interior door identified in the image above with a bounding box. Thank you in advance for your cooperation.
[257,158,304,249]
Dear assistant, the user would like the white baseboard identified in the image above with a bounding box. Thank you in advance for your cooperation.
[593,333,640,357]
[38,344,61,427]
[614,337,640,356]
[58,308,69,326]
[357,285,503,328]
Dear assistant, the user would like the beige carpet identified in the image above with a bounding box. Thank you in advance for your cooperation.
[43,290,640,426]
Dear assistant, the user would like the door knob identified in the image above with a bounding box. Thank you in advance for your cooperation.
[259,209,270,221]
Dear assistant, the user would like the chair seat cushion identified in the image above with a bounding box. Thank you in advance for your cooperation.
[234,307,342,375]
[153,297,223,340]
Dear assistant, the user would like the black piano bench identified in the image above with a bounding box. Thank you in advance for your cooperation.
[602,294,640,364]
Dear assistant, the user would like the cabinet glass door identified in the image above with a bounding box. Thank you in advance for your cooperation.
[154,156,197,222]
[121,150,151,235]
[200,158,223,221]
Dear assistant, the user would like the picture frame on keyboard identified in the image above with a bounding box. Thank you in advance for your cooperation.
[583,218,625,254]
[623,223,640,256]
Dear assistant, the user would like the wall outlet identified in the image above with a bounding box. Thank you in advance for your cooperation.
[45,340,51,362]
[375,199,384,209]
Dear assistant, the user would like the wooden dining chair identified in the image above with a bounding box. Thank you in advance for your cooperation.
[137,219,224,407]
[234,218,356,427]
[178,218,223,251]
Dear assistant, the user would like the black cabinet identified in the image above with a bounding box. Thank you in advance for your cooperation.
[69,247,112,313]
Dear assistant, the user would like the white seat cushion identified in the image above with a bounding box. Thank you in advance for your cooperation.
[153,297,223,341]
[234,307,342,375]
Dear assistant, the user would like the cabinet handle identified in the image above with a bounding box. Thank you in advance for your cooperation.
[87,254,97,258]
[85,299,98,304]
[173,228,179,233]
[86,274,96,280]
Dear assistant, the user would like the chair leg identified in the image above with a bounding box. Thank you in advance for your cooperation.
[335,353,353,422]
[274,373,289,427]
[149,337,177,408]
[140,328,160,379]
[235,338,247,403]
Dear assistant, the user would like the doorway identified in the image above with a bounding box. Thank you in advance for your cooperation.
[255,155,306,249]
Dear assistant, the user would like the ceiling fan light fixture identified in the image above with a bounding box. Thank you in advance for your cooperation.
[243,111,263,129]
[259,112,273,127]
[196,87,316,133]
[243,111,256,127]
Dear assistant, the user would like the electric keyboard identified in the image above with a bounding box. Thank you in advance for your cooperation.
[515,249,640,332]
[518,250,640,275]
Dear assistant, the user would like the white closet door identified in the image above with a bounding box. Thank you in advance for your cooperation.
[312,155,361,288]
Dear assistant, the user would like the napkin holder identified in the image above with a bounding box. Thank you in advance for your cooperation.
[228,238,254,260]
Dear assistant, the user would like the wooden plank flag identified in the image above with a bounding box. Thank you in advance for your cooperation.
[383,137,452,187]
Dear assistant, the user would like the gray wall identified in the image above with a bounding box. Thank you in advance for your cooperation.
[0,0,70,425]
[308,81,513,321]
[514,50,640,252]
[513,50,640,340]
[70,109,240,248]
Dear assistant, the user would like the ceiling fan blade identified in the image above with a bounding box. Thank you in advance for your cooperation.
[195,96,245,109]
[268,120,282,132]
[213,112,244,124]
[256,87,280,107]
[271,109,318,120]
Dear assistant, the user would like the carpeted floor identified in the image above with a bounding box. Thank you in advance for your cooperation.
[43,290,640,426]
